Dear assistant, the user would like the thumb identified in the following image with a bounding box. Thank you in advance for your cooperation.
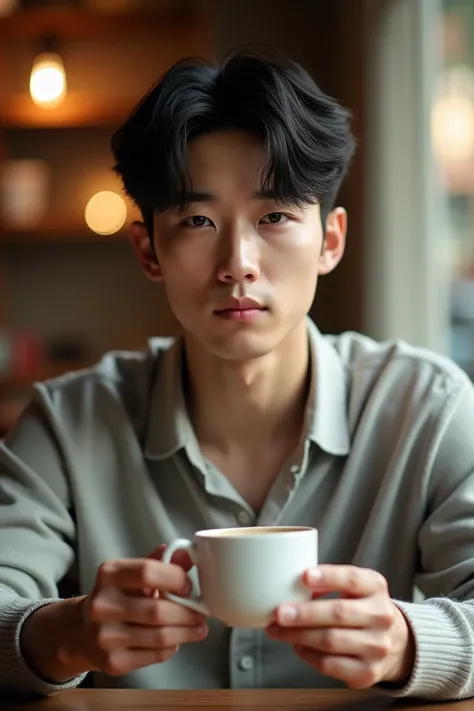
[147,544,166,561]
[147,544,194,572]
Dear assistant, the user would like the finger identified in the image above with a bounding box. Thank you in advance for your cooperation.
[274,598,375,628]
[129,623,208,649]
[268,626,391,661]
[101,647,179,676]
[147,545,166,560]
[98,559,191,595]
[148,546,194,572]
[302,565,388,598]
[294,647,379,690]
[91,594,207,627]
[122,597,207,627]
[96,621,208,650]
[140,588,160,599]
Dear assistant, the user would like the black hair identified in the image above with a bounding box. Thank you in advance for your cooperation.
[111,50,356,238]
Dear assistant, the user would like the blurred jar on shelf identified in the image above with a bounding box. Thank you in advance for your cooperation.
[0,159,51,229]
[0,330,44,381]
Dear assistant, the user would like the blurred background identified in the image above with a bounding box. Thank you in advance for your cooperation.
[0,0,472,434]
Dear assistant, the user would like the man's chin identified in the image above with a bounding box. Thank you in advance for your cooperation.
[202,330,277,361]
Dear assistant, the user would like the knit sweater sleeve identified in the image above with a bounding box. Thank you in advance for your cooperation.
[379,378,474,700]
[0,398,87,695]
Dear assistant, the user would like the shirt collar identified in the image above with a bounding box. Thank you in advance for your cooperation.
[145,339,195,460]
[305,318,350,456]
[145,318,350,460]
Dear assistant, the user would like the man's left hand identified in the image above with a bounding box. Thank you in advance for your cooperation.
[266,565,415,690]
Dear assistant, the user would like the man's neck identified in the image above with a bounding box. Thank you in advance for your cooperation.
[182,320,311,455]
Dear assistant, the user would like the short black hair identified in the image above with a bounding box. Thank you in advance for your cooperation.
[112,50,356,237]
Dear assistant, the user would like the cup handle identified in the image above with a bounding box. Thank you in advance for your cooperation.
[161,538,210,617]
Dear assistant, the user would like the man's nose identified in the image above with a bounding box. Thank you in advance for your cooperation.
[216,229,260,284]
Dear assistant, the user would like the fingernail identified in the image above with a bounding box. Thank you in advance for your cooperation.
[279,605,298,622]
[182,578,193,596]
[307,567,322,584]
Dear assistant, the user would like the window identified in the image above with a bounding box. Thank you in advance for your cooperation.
[436,0,474,377]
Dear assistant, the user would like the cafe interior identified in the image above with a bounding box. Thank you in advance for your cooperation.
[1,0,474,436]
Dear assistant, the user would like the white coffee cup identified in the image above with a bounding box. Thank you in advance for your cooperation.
[161,525,318,628]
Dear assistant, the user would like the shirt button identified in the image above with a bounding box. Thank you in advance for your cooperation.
[238,656,254,671]
[237,510,251,525]
[290,464,301,475]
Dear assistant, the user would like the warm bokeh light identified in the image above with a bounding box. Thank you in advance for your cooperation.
[0,0,18,16]
[29,52,67,107]
[432,66,474,163]
[432,95,474,162]
[85,191,127,235]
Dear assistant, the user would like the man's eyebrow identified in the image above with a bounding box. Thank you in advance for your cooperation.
[182,191,216,203]
[179,189,289,205]
[184,189,282,200]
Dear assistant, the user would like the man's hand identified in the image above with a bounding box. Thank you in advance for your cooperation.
[266,565,415,690]
[21,546,208,683]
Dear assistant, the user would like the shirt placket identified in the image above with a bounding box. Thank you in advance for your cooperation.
[229,628,262,689]
[257,438,311,527]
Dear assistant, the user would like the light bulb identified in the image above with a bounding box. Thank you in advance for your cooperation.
[85,191,127,235]
[30,52,67,107]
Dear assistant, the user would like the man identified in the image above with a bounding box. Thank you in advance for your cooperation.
[0,51,473,700]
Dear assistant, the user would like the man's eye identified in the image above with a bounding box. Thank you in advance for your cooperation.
[182,215,212,228]
[260,212,289,225]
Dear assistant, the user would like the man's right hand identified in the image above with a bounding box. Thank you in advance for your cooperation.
[20,547,208,683]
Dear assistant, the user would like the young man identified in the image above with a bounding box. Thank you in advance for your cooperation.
[1,51,474,701]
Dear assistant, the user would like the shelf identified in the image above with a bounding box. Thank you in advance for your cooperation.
[0,2,212,129]
[0,3,197,41]
[0,92,132,129]
[0,222,128,244]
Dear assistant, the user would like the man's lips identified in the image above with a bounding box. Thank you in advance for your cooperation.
[213,296,268,321]
[214,306,268,321]
[215,297,265,311]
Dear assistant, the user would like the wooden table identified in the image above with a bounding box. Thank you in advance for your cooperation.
[1,689,474,711]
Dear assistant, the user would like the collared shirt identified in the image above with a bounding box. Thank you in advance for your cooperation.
[1,318,474,699]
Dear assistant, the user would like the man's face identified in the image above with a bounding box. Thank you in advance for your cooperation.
[134,130,346,360]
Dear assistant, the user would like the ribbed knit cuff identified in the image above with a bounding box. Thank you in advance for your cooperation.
[377,599,474,700]
[0,598,87,696]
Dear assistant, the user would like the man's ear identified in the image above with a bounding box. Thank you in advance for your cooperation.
[318,207,347,276]
[129,221,162,282]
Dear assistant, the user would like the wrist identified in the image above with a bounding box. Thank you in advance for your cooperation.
[382,606,416,685]
[20,596,92,684]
